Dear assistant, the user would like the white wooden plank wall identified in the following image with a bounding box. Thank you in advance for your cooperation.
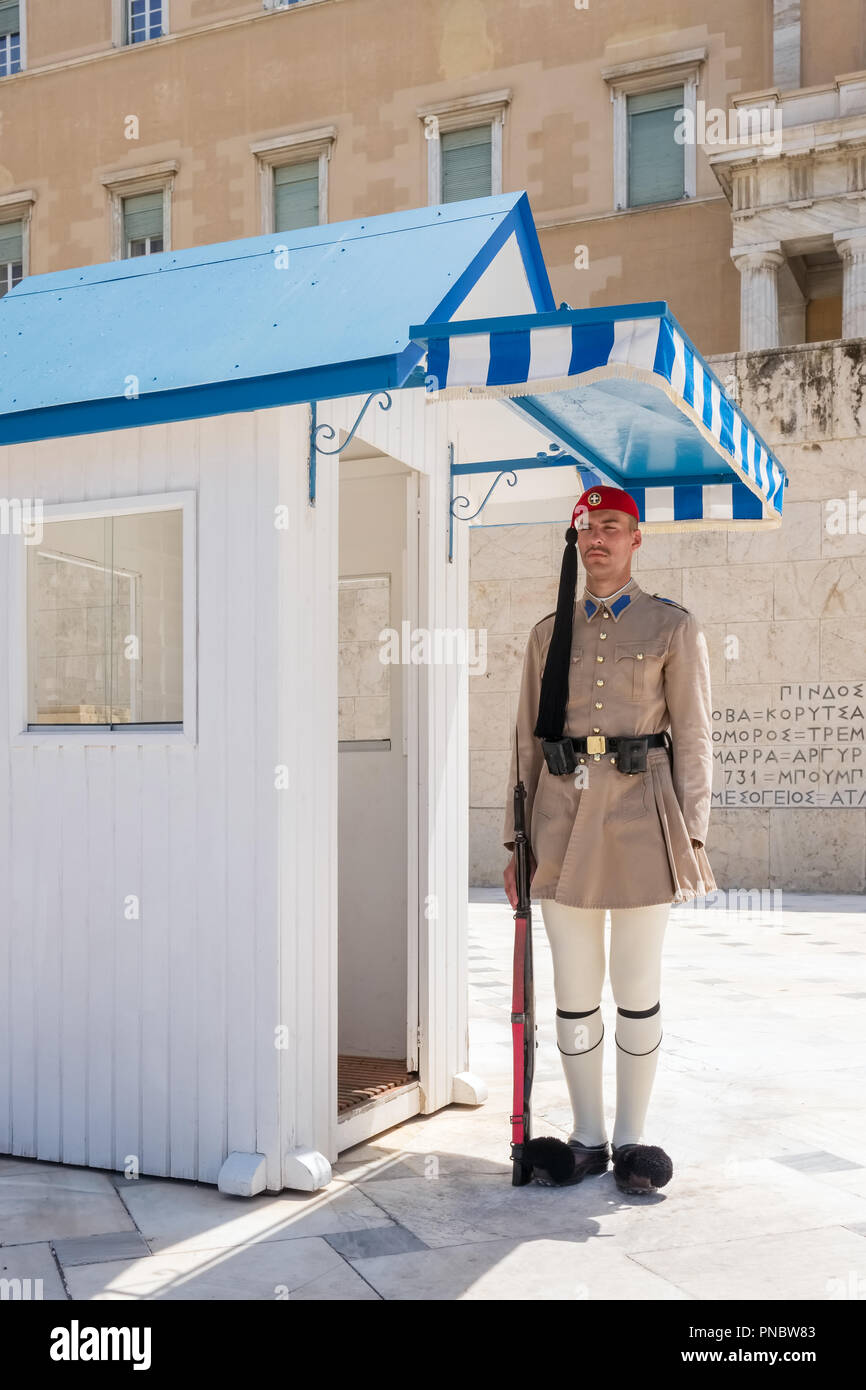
[0,408,305,1185]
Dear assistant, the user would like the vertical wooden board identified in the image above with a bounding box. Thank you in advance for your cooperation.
[140,743,170,1176]
[34,747,63,1159]
[253,414,281,1187]
[85,431,116,503]
[166,416,200,492]
[85,746,115,1169]
[195,415,229,1183]
[311,411,339,1162]
[224,411,257,1157]
[113,744,142,1173]
[9,745,37,1155]
[140,422,170,496]
[167,743,198,1180]
[112,424,141,500]
[166,423,199,1180]
[0,447,13,1151]
[60,743,90,1166]
[277,408,303,1179]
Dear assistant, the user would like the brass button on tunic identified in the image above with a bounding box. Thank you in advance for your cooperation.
[503,577,716,909]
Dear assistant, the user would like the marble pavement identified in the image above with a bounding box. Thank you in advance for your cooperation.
[2,889,865,1301]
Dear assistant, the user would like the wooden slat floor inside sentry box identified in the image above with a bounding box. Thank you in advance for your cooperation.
[337,1056,418,1113]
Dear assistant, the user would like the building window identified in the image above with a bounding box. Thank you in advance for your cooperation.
[125,0,163,44]
[274,159,319,232]
[251,128,335,232]
[0,0,21,75]
[26,504,187,729]
[603,47,705,212]
[626,86,685,207]
[102,162,176,260]
[441,126,493,203]
[123,190,164,256]
[418,90,510,207]
[0,218,23,295]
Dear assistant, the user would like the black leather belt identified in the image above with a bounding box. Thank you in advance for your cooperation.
[541,731,671,776]
[570,733,669,755]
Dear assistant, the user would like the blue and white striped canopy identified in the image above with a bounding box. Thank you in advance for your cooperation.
[410,303,787,531]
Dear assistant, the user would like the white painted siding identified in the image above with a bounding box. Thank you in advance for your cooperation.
[0,405,326,1188]
[0,387,470,1186]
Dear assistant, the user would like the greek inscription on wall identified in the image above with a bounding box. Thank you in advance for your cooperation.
[712,683,866,808]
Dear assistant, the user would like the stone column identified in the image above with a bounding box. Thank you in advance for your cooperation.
[833,230,866,340]
[731,244,785,351]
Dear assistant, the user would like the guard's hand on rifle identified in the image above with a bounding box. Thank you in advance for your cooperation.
[504,850,536,910]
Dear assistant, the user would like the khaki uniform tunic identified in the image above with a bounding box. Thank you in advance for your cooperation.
[502,576,716,908]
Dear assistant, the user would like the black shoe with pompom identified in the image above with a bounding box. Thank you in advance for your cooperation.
[611,1142,673,1194]
[524,1136,610,1186]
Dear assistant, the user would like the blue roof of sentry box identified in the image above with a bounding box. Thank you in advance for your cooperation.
[0,192,554,445]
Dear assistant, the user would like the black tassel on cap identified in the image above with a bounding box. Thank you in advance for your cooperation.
[533,524,578,741]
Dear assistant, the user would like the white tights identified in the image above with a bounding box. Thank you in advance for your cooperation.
[539,899,671,1149]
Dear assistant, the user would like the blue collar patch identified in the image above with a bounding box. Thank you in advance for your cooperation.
[610,593,632,617]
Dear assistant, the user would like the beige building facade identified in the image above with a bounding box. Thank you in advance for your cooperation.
[0,0,857,350]
[2,1,865,893]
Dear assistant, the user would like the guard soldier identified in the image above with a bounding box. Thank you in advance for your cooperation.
[503,485,715,1194]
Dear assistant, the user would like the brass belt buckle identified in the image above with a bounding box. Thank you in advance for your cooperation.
[586,735,606,755]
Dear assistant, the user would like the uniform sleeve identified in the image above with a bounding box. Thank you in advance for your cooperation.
[502,626,546,852]
[662,611,714,845]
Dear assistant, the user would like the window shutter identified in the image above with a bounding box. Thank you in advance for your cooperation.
[441,125,492,203]
[0,2,20,37]
[627,86,685,207]
[0,219,23,263]
[123,191,164,244]
[274,160,319,231]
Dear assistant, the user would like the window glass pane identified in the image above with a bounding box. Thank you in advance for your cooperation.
[27,510,183,726]
[0,218,23,262]
[627,86,685,207]
[27,518,112,725]
[128,0,162,43]
[123,191,164,256]
[0,29,21,77]
[338,574,390,741]
[274,160,319,231]
[111,511,183,723]
[441,125,492,203]
[0,2,20,36]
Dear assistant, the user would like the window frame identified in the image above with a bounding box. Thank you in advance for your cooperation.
[602,48,706,212]
[113,0,169,48]
[418,90,510,206]
[11,491,197,747]
[0,0,25,76]
[0,190,34,291]
[101,161,177,261]
[250,127,335,232]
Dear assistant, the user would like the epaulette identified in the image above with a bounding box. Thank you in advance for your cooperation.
[651,594,689,613]
[535,611,557,626]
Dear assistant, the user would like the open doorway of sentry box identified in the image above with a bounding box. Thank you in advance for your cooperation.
[336,443,422,1150]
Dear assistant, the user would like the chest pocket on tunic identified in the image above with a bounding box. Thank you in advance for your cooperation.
[614,639,667,701]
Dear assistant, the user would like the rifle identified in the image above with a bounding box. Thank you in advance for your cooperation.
[509,729,584,1187]
[510,734,536,1185]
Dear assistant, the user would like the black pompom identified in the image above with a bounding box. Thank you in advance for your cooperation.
[565,526,577,544]
[523,1136,577,1184]
[616,1144,673,1188]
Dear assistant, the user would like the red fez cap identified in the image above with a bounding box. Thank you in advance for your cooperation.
[572,486,640,526]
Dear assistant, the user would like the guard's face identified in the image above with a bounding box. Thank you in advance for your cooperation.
[575,508,641,579]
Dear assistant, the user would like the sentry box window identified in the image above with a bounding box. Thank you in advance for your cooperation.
[26,506,183,729]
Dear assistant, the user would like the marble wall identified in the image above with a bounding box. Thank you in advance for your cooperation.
[469,339,866,895]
